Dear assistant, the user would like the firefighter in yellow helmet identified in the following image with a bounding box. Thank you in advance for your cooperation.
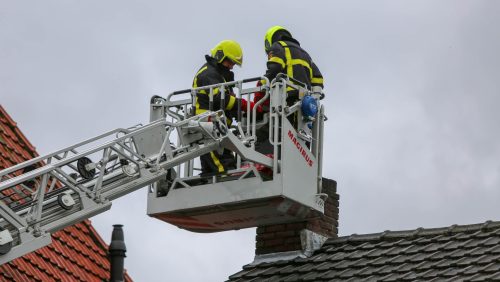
[254,26,324,155]
[193,40,253,176]
[262,26,324,103]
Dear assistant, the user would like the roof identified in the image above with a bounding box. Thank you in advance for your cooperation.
[229,220,500,282]
[0,105,133,281]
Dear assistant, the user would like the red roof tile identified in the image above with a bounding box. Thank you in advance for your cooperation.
[0,105,133,282]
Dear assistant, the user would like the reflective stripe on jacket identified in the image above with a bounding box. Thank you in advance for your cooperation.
[265,39,323,90]
[193,55,237,115]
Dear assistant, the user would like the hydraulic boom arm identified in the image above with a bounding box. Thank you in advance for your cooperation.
[0,109,244,264]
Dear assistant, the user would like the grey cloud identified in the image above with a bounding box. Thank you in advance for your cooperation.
[2,1,500,281]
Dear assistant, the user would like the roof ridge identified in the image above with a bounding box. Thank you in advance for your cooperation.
[0,105,38,155]
[328,220,500,245]
[81,219,111,253]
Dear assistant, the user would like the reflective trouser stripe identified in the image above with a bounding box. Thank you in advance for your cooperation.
[210,152,224,173]
[195,108,207,115]
[225,95,236,111]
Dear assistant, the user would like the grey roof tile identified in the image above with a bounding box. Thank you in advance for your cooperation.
[378,272,402,281]
[469,230,486,238]
[282,273,301,282]
[414,236,436,244]
[407,252,428,263]
[368,256,391,266]
[484,271,500,281]
[418,268,440,279]
[463,263,483,275]
[390,254,409,264]
[448,248,470,259]
[435,234,451,242]
[464,238,484,249]
[485,244,500,254]
[475,254,496,265]
[441,240,463,251]
[385,244,411,256]
[363,247,391,258]
[340,244,358,252]
[426,277,446,282]
[455,231,474,239]
[335,269,359,279]
[294,262,316,273]
[228,220,500,282]
[332,258,356,270]
[310,252,329,262]
[440,267,462,277]
[455,238,476,248]
[469,246,487,256]
[291,256,309,263]
[266,274,286,282]
[320,269,340,279]
[350,257,371,268]
[428,250,447,260]
[258,266,281,276]
[469,273,490,282]
[358,242,376,250]
[374,264,395,275]
[399,271,418,281]
[346,249,369,259]
[342,277,363,282]
[404,244,426,255]
[475,230,495,239]
[314,261,334,271]
[324,251,347,262]
[242,266,273,278]
[410,260,436,272]
[480,236,500,247]
[481,261,500,273]
[421,242,442,253]
[355,266,377,277]
[395,262,416,273]
[434,258,455,269]
[277,264,298,275]
[455,256,481,267]
[379,240,399,248]
[395,239,413,247]
[228,268,247,280]
[301,270,320,281]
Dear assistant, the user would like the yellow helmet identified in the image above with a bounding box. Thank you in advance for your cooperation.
[264,26,291,53]
[210,40,243,66]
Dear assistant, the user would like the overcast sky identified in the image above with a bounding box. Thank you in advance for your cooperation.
[2,1,500,281]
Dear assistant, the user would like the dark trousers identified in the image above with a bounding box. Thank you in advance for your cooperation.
[255,126,274,155]
[200,149,236,176]
[255,96,300,156]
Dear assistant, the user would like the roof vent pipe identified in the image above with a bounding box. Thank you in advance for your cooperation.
[109,224,126,282]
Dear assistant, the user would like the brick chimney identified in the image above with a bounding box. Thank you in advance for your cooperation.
[254,178,339,260]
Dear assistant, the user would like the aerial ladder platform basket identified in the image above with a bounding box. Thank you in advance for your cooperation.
[148,76,326,232]
[0,75,326,264]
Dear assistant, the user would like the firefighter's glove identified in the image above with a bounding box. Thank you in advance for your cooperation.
[241,98,265,114]
[254,81,270,107]
[240,98,254,113]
